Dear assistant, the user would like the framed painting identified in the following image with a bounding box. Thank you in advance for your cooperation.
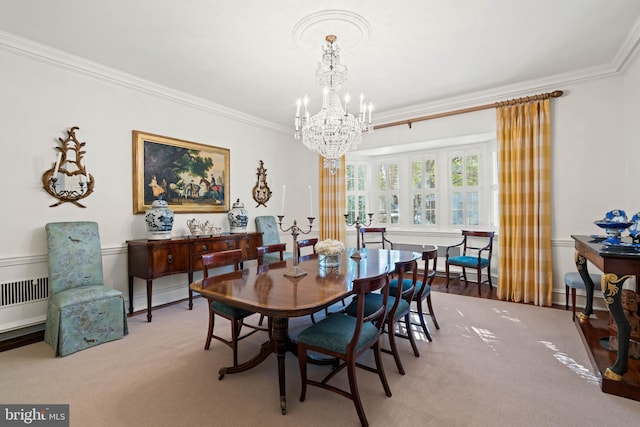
[132,131,230,214]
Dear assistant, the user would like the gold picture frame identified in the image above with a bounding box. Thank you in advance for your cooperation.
[132,130,230,214]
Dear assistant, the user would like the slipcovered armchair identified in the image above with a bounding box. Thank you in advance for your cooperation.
[45,222,128,356]
[254,216,293,263]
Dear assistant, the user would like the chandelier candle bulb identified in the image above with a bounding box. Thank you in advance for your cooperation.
[296,99,301,117]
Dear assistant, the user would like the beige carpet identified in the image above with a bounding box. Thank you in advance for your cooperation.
[2,292,640,427]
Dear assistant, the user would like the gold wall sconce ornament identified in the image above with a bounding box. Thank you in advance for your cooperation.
[252,160,272,207]
[41,126,94,208]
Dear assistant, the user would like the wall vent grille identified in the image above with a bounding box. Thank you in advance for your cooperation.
[1,278,48,307]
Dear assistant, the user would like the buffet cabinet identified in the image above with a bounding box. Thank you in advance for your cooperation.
[127,233,262,322]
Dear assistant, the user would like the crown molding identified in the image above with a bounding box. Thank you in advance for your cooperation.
[0,31,290,135]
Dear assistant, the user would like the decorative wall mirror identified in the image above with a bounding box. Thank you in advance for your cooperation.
[252,160,272,207]
[41,126,94,208]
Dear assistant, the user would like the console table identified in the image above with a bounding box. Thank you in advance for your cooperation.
[572,234,640,400]
[127,233,262,322]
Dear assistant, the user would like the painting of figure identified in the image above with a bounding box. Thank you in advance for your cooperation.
[133,131,230,213]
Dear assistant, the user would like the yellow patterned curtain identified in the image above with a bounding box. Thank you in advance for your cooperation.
[496,99,553,306]
[319,156,346,242]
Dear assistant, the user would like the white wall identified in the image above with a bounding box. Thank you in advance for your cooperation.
[0,45,318,331]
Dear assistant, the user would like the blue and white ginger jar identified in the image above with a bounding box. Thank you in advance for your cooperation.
[145,199,174,240]
[228,199,248,233]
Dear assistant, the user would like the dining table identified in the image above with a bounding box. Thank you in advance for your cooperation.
[189,247,421,414]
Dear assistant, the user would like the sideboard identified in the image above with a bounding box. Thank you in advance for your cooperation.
[127,232,263,322]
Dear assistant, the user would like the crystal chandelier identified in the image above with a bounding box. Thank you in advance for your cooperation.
[294,35,373,174]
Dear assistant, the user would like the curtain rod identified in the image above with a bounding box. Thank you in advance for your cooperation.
[374,90,564,130]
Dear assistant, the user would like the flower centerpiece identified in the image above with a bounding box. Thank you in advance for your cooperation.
[314,239,346,268]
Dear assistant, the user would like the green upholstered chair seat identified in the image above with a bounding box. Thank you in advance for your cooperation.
[49,286,123,308]
[210,301,254,318]
[296,313,379,355]
[345,293,410,321]
[447,255,490,268]
[390,278,430,300]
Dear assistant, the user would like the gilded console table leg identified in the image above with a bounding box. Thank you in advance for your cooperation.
[575,251,596,321]
[601,273,632,380]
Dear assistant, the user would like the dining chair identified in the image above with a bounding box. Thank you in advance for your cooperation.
[255,243,288,325]
[254,216,294,263]
[359,227,394,249]
[445,230,495,296]
[564,271,602,321]
[391,246,439,341]
[296,237,318,260]
[44,221,128,356]
[296,271,392,427]
[345,257,419,375]
[202,249,267,367]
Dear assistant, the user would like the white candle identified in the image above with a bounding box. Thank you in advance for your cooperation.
[359,94,364,113]
[368,103,373,123]
[344,93,350,115]
[296,99,301,117]
[308,185,313,216]
[53,152,62,176]
[281,185,286,215]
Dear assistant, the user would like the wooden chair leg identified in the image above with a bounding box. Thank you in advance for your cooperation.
[404,313,420,357]
[565,285,569,310]
[258,314,265,326]
[386,320,406,375]
[445,263,451,289]
[571,287,577,322]
[298,348,308,402]
[347,359,368,427]
[204,304,215,350]
[426,294,439,330]
[477,267,482,296]
[415,299,432,340]
[373,341,392,397]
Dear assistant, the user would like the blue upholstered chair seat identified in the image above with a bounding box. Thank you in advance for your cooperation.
[210,301,254,318]
[447,255,490,268]
[50,286,123,308]
[389,278,430,300]
[296,313,379,355]
[564,272,601,289]
[345,293,410,321]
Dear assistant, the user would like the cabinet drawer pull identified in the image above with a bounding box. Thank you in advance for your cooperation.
[201,245,207,252]
[167,254,173,263]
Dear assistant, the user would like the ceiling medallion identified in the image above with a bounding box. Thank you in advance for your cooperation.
[291,10,372,50]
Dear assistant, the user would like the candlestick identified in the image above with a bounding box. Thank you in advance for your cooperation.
[278,215,315,277]
[308,185,313,217]
[281,184,286,215]
[344,212,374,259]
[53,152,62,176]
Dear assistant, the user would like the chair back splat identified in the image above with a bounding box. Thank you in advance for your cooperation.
[444,230,495,296]
[359,227,394,249]
[45,221,128,356]
[296,237,318,260]
[296,270,392,427]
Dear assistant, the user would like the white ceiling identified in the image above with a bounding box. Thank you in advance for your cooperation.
[2,0,640,131]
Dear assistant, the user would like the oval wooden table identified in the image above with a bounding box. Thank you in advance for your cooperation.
[190,247,421,414]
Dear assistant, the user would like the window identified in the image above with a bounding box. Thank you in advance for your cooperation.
[346,135,495,231]
[345,162,367,223]
[450,151,480,226]
[376,161,399,224]
[411,157,437,225]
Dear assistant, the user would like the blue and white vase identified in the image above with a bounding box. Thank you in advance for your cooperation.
[145,198,174,240]
[228,198,248,233]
